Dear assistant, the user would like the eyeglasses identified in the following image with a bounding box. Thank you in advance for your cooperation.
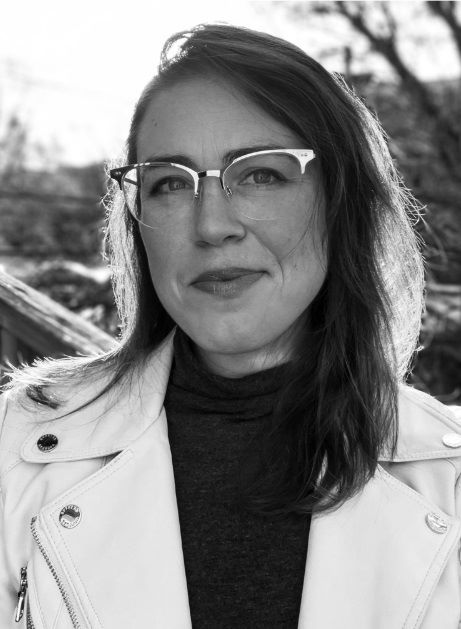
[110,148,316,229]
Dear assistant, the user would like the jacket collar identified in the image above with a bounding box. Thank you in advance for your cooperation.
[380,385,461,461]
[20,329,461,463]
[20,330,175,463]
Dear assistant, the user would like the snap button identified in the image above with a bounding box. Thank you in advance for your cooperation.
[425,512,448,534]
[37,434,58,452]
[59,505,81,529]
[442,433,461,448]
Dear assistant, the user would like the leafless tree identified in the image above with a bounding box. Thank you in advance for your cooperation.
[284,1,461,180]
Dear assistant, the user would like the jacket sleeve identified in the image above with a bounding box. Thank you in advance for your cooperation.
[0,392,18,624]
[456,461,461,625]
[451,406,461,625]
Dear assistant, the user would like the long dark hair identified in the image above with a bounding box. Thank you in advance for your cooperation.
[7,23,424,517]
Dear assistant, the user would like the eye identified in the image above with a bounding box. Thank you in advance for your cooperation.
[150,177,192,195]
[240,169,284,185]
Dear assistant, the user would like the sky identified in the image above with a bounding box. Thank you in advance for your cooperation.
[1,0,459,166]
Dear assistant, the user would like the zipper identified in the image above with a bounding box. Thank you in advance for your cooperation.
[14,566,27,622]
[26,604,36,629]
[14,566,36,628]
[30,515,81,629]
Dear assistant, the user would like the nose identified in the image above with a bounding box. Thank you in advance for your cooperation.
[193,176,245,247]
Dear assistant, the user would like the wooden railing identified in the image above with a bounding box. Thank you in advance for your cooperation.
[0,271,115,377]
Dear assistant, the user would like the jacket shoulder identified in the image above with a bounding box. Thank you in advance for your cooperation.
[399,384,461,429]
[0,388,40,482]
[0,332,176,476]
[386,385,461,464]
[0,370,109,482]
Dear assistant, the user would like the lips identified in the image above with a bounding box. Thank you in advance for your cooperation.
[192,267,263,283]
[190,267,265,298]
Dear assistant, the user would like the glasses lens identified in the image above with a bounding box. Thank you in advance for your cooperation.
[122,164,195,228]
[224,152,307,220]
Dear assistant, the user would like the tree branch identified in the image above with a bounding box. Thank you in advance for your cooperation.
[380,2,398,39]
[334,1,460,177]
[428,1,461,58]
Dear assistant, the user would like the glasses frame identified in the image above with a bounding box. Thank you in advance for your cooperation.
[109,148,316,207]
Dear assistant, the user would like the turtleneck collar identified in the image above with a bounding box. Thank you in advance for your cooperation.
[165,327,289,420]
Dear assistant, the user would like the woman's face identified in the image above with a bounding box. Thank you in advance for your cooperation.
[136,78,327,376]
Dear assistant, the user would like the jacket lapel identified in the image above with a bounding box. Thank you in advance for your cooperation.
[297,466,460,629]
[32,411,192,629]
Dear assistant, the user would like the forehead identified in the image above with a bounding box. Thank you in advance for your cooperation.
[136,78,304,165]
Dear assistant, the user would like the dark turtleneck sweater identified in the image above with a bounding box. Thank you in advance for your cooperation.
[164,328,310,628]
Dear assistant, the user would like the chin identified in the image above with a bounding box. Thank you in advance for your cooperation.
[188,319,276,355]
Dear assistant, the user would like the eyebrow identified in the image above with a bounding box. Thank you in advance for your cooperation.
[142,144,282,169]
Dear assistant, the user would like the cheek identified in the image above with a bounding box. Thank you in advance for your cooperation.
[272,206,328,313]
[261,202,327,276]
[140,227,181,299]
[279,237,327,309]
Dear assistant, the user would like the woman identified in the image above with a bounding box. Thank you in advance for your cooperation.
[1,23,460,629]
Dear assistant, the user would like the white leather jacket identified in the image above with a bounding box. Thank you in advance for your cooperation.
[1,333,461,628]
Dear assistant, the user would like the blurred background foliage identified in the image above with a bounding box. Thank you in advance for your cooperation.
[0,0,460,401]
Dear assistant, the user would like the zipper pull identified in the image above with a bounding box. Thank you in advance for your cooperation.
[14,566,28,622]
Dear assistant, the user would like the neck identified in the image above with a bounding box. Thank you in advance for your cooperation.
[197,348,291,378]
[193,332,297,379]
